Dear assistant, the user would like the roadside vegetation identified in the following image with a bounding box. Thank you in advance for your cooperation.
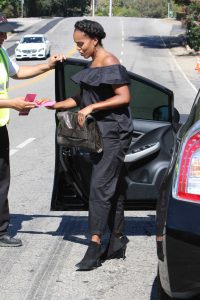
[0,0,199,51]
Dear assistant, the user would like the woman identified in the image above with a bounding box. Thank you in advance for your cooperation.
[49,19,133,270]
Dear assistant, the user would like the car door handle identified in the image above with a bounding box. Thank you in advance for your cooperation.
[124,142,160,163]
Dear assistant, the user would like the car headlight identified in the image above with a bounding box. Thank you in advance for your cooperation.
[38,48,45,52]
[16,48,22,53]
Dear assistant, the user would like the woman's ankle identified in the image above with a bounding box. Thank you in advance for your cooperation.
[91,234,101,244]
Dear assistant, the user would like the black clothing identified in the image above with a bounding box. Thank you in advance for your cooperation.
[0,125,10,235]
[71,64,133,138]
[89,133,131,235]
[71,64,133,235]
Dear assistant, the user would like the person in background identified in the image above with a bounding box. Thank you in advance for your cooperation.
[44,19,133,270]
[0,14,65,247]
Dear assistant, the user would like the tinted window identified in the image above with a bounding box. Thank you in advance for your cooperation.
[56,60,173,123]
[63,64,83,99]
[129,76,171,122]
[22,37,43,43]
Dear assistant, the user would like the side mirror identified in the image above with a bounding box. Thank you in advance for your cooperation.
[15,41,20,45]
[153,105,180,123]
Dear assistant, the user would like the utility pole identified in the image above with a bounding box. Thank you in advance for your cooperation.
[167,1,170,18]
[109,0,112,17]
[21,0,24,18]
[92,0,95,17]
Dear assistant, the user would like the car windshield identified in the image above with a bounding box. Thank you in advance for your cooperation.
[21,37,43,43]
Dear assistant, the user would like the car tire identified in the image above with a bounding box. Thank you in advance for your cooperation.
[157,272,172,300]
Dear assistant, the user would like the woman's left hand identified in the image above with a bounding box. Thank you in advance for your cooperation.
[78,105,94,127]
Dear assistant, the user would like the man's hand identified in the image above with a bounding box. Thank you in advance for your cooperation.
[11,97,36,111]
[48,54,67,69]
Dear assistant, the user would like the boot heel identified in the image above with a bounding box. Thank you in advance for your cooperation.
[101,235,129,260]
[122,245,127,260]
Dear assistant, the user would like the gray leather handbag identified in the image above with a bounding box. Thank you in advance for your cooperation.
[57,111,103,153]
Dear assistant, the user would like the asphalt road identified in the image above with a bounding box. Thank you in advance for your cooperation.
[0,16,199,300]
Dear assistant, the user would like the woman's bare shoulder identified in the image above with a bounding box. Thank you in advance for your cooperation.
[101,53,120,67]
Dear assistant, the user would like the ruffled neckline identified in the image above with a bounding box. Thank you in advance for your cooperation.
[71,64,130,87]
[89,63,121,69]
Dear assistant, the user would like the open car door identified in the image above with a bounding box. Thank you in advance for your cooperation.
[51,58,179,211]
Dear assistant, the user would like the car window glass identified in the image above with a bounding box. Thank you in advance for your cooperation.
[64,64,84,99]
[56,62,85,111]
[56,61,172,122]
[22,37,43,43]
[129,77,171,122]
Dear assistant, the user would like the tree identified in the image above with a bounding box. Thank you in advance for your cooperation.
[24,0,90,17]
[186,0,200,51]
[0,0,20,17]
[173,0,191,5]
[96,0,168,17]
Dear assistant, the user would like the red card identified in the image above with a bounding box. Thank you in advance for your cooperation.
[19,94,37,116]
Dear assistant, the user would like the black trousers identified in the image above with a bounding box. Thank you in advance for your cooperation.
[0,125,10,235]
[89,133,131,236]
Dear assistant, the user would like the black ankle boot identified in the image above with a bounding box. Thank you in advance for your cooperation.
[76,241,102,271]
[101,234,129,261]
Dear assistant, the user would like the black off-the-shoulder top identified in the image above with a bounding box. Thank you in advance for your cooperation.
[71,64,133,138]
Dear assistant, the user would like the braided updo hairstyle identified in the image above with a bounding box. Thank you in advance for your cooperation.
[74,19,106,46]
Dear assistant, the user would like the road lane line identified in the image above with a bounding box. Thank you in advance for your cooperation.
[168,50,198,93]
[16,138,36,149]
[47,18,66,34]
[160,35,198,94]
[10,138,36,156]
[10,149,19,156]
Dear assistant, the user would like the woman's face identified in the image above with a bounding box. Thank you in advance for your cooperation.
[73,30,97,59]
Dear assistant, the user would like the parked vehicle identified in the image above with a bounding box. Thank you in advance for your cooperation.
[15,34,51,60]
[157,90,200,299]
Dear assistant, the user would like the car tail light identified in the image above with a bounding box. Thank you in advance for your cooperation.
[173,123,200,202]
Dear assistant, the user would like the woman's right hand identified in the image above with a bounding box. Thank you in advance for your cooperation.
[36,98,56,109]
[11,97,36,111]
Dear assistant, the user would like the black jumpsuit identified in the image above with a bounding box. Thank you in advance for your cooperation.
[71,64,133,236]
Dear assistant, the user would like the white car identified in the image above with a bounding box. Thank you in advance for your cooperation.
[15,34,51,60]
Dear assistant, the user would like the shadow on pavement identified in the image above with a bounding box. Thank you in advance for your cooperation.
[127,34,185,49]
[9,213,156,246]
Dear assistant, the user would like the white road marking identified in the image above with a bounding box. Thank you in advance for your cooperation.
[168,50,198,93]
[10,138,36,156]
[120,19,124,64]
[160,35,198,93]
[10,149,18,156]
[48,18,67,34]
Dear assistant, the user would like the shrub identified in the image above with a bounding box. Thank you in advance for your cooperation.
[186,1,200,51]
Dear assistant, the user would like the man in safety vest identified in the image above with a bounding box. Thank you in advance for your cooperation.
[0,14,65,247]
